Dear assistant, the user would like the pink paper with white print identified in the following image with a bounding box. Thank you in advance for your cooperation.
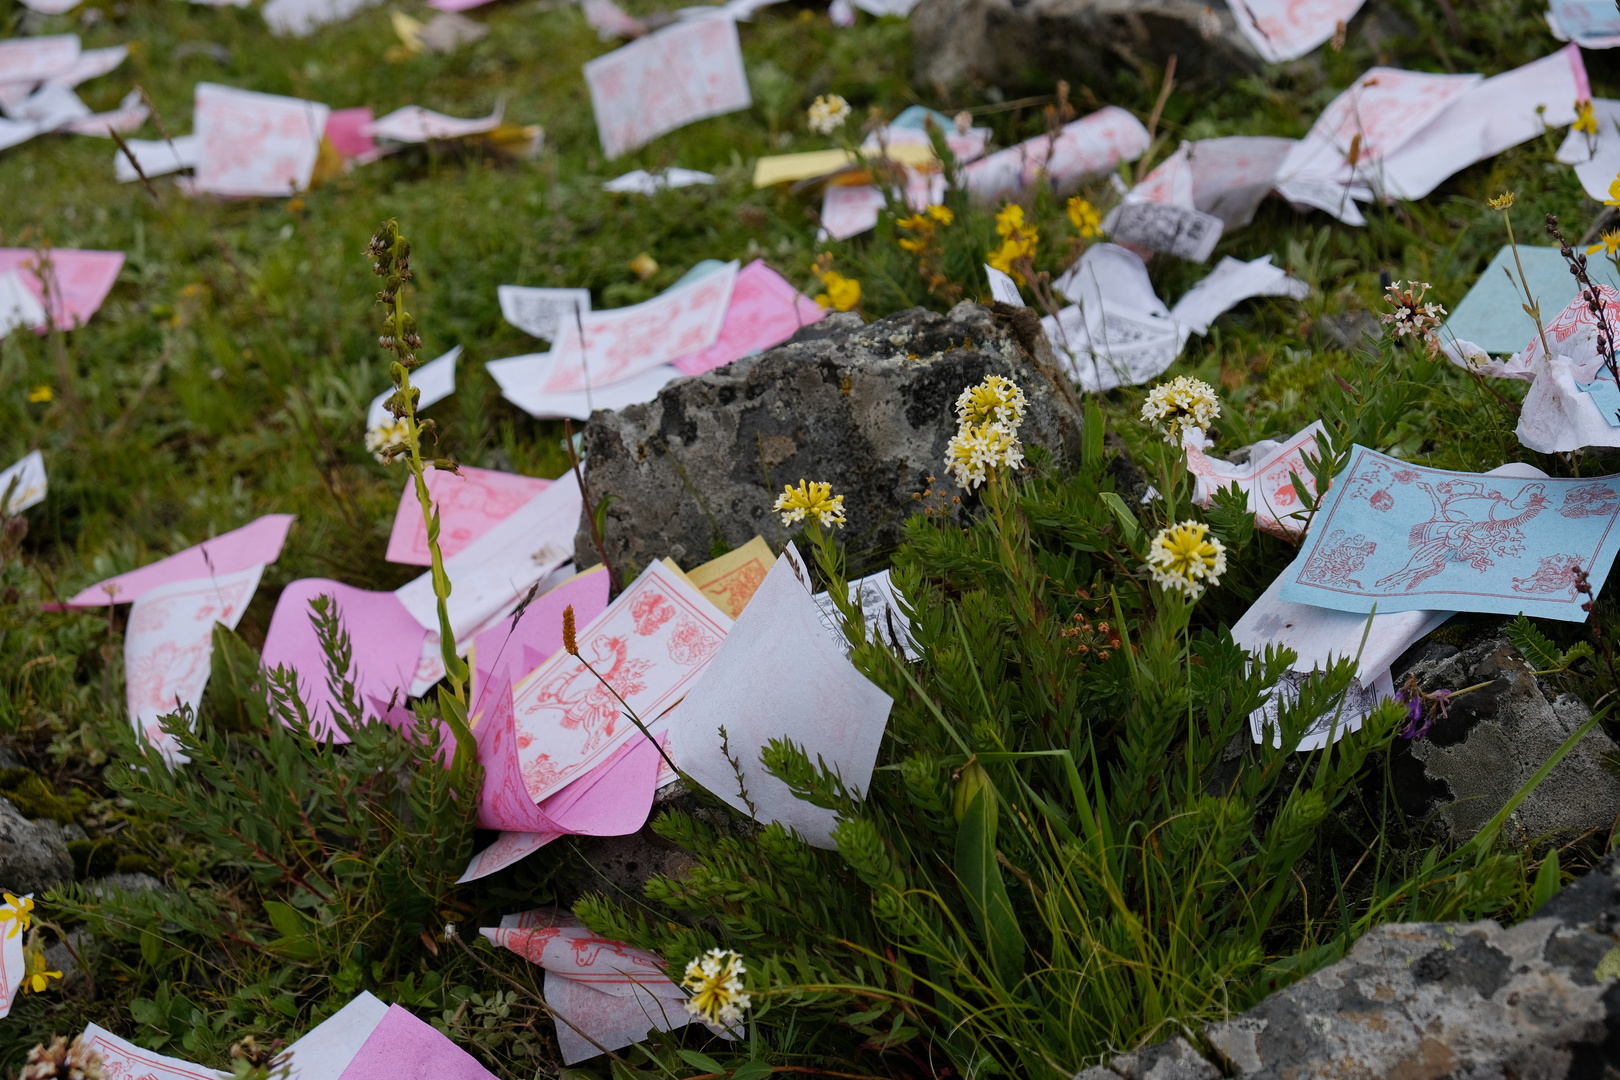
[125,565,263,755]
[583,15,751,160]
[471,565,611,708]
[385,466,552,566]
[193,83,329,197]
[961,106,1150,202]
[0,35,78,85]
[0,899,26,1018]
[1185,421,1326,536]
[672,260,824,376]
[515,561,731,803]
[0,249,123,331]
[533,261,737,393]
[79,1025,219,1080]
[337,1004,498,1080]
[1228,0,1367,63]
[1279,68,1481,186]
[65,513,294,607]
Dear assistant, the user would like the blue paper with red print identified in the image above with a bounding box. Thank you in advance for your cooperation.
[1277,446,1620,622]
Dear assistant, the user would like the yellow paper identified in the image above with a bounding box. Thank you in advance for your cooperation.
[660,557,700,592]
[391,11,425,51]
[686,536,775,617]
[751,144,936,188]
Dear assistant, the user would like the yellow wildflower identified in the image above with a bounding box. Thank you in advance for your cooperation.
[956,374,1026,429]
[682,948,751,1027]
[27,385,51,404]
[1146,521,1227,599]
[814,270,861,312]
[989,203,1038,283]
[774,479,845,529]
[1486,191,1515,211]
[1590,230,1620,257]
[365,417,410,464]
[1067,196,1101,237]
[945,421,1024,490]
[1140,376,1220,445]
[994,203,1029,238]
[0,893,33,939]
[926,204,953,224]
[1575,99,1598,136]
[629,252,659,281]
[1607,175,1620,207]
[22,947,61,994]
[807,95,851,135]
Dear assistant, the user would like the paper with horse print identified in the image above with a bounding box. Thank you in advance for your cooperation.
[513,561,731,803]
[1277,446,1620,620]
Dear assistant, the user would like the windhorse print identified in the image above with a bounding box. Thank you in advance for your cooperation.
[1278,445,1620,621]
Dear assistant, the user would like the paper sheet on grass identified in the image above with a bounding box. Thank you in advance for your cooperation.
[488,360,683,420]
[0,271,46,338]
[960,106,1150,202]
[1229,0,1368,62]
[819,169,944,240]
[115,134,201,183]
[385,464,552,566]
[583,15,751,159]
[0,248,123,330]
[1443,245,1620,358]
[1556,97,1620,200]
[672,259,823,376]
[66,513,294,607]
[0,35,79,86]
[603,167,716,194]
[498,286,591,342]
[336,1004,499,1080]
[193,83,328,197]
[812,568,919,660]
[78,1026,219,1080]
[365,344,460,432]
[668,546,892,847]
[0,450,46,515]
[470,565,612,710]
[282,991,391,1080]
[364,104,502,143]
[685,535,774,617]
[262,0,384,35]
[1185,420,1326,536]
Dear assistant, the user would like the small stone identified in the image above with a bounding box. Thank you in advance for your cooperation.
[0,796,72,895]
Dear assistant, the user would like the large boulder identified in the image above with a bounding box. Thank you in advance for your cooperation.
[573,302,1086,578]
[0,795,73,895]
[911,0,1260,96]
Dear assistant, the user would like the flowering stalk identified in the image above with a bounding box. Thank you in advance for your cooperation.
[1549,213,1620,391]
[1487,193,1551,362]
[561,605,680,776]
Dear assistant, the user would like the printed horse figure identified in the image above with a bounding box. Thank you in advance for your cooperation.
[1373,480,1550,591]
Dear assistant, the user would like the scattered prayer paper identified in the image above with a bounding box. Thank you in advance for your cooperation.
[488,360,684,421]
[584,0,649,39]
[64,89,149,137]
[324,106,376,160]
[262,0,384,36]
[0,35,79,85]
[192,83,329,197]
[1185,420,1326,536]
[603,167,716,194]
[583,15,751,159]
[365,344,460,434]
[669,546,893,846]
[0,450,45,514]
[1103,200,1224,262]
[672,259,824,376]
[1276,445,1620,621]
[126,565,263,761]
[1117,136,1294,245]
[516,560,731,803]
[472,565,611,712]
[1444,245,1620,357]
[1171,254,1309,336]
[1229,0,1368,62]
[0,897,25,1018]
[20,0,83,13]
[1556,97,1620,200]
[498,285,591,342]
[64,513,294,607]
[282,991,391,1080]
[482,909,719,1064]
[0,271,46,338]
[685,535,774,617]
[0,248,123,330]
[1249,668,1397,751]
[78,1026,219,1080]
[986,264,1023,306]
[335,1003,499,1080]
[819,169,944,240]
[365,103,503,143]
[813,568,919,660]
[961,106,1150,202]
[750,144,935,187]
[386,465,552,566]
[1548,0,1620,48]
[114,134,200,183]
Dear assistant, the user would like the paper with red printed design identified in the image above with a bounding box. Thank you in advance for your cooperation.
[1186,421,1326,536]
[672,260,823,377]
[79,1025,219,1080]
[1228,0,1367,62]
[192,83,329,197]
[524,261,737,394]
[0,248,123,331]
[1277,446,1620,621]
[1128,136,1295,230]
[472,566,612,709]
[961,106,1150,202]
[385,465,552,566]
[583,15,751,160]
[481,908,720,1065]
[514,561,731,803]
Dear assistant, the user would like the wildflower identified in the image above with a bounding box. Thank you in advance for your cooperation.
[1066,196,1101,237]
[988,203,1038,283]
[682,948,751,1027]
[0,892,34,938]
[1145,520,1226,598]
[956,374,1026,429]
[562,605,578,655]
[945,421,1025,490]
[775,480,846,529]
[1575,99,1598,137]
[1379,280,1446,353]
[1486,191,1515,210]
[953,110,972,135]
[1607,175,1620,207]
[807,94,851,135]
[1590,230,1620,257]
[629,252,658,281]
[19,1036,102,1080]
[812,255,861,311]
[365,417,409,463]
[22,946,61,994]
[1140,375,1221,445]
[27,385,51,403]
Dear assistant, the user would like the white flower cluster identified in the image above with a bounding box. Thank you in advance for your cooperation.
[945,375,1026,489]
[1140,375,1220,445]
[1379,280,1446,344]
[365,417,410,463]
[807,94,851,135]
[1146,520,1227,599]
[682,947,752,1027]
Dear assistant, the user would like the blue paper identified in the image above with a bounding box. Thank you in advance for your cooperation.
[1551,0,1620,40]
[1578,373,1620,428]
[1443,245,1620,356]
[1277,446,1620,622]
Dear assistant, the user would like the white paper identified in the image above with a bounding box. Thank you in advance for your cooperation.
[602,167,716,194]
[0,897,26,1018]
[364,104,502,143]
[192,83,329,197]
[669,548,893,847]
[1102,200,1225,261]
[961,106,1150,202]
[0,35,79,87]
[42,45,126,90]
[488,359,682,420]
[366,345,460,431]
[812,568,919,660]
[283,992,391,1080]
[1228,0,1368,62]
[10,86,90,130]
[78,1025,217,1080]
[985,265,1022,306]
[115,134,201,183]
[21,0,84,13]
[851,0,921,13]
[1046,243,1183,393]
[1169,254,1308,336]
[818,170,944,241]
[0,271,47,338]
[1556,97,1620,200]
[0,450,47,514]
[1185,419,1325,535]
[1250,667,1396,750]
[497,286,591,342]
[0,118,38,154]
[64,89,148,137]
[583,15,752,159]
[262,0,385,35]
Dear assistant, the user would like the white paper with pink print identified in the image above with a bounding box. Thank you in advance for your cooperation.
[481,908,723,1064]
[672,259,824,376]
[1186,421,1326,537]
[961,106,1150,202]
[78,1025,221,1080]
[514,561,732,803]
[0,898,26,1018]
[583,15,751,160]
[0,35,80,86]
[125,564,264,759]
[819,170,945,241]
[192,83,329,197]
[364,104,502,143]
[487,360,684,421]
[1127,136,1295,230]
[1227,0,1367,62]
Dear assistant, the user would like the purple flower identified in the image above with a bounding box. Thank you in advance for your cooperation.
[1398,687,1430,741]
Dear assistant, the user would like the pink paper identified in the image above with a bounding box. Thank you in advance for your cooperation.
[583,16,751,160]
[471,566,611,707]
[962,106,1150,202]
[337,1005,497,1080]
[0,249,123,331]
[1228,0,1368,63]
[427,0,494,11]
[386,466,552,566]
[65,513,293,607]
[193,83,329,197]
[672,260,824,376]
[261,580,427,739]
[515,562,730,803]
[1185,421,1326,537]
[324,106,375,159]
[475,680,564,833]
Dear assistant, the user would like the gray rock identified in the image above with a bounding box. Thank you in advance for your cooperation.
[1400,633,1620,845]
[574,302,1086,578]
[84,872,168,898]
[43,928,94,994]
[1310,310,1380,354]
[1111,1036,1220,1080]
[910,0,1260,96]
[0,796,73,895]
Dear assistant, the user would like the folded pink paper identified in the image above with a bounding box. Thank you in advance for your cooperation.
[386,466,553,566]
[336,1004,498,1080]
[672,259,825,377]
[324,106,376,160]
[0,248,123,331]
[64,513,294,607]
[471,565,611,707]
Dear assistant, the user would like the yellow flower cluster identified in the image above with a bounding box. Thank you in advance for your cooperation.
[807,94,851,135]
[955,373,1026,429]
[1066,196,1101,238]
[987,203,1038,284]
[682,947,751,1027]
[0,892,33,939]
[896,204,953,253]
[1140,375,1220,445]
[365,417,410,463]
[945,374,1026,489]
[774,479,846,529]
[1575,98,1598,137]
[1146,520,1227,599]
[812,253,861,312]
